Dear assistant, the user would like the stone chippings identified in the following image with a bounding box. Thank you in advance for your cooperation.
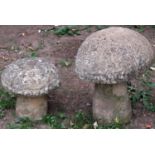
[1,57,60,96]
[75,27,154,84]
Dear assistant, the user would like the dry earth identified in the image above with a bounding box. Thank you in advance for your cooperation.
[0,25,155,128]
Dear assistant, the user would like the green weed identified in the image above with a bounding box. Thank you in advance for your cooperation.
[0,109,5,119]
[42,111,124,129]
[7,117,34,129]
[141,81,155,112]
[42,113,66,128]
[128,79,155,112]
[72,111,93,129]
[0,88,15,110]
[134,25,145,32]
[95,25,109,30]
[58,59,72,67]
[43,111,93,129]
[0,79,17,119]
[52,26,80,36]
[30,52,37,58]
[128,85,142,106]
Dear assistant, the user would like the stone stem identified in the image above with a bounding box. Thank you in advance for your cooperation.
[16,95,47,121]
[93,83,132,124]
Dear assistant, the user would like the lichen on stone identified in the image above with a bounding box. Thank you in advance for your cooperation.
[1,57,60,96]
[75,27,154,84]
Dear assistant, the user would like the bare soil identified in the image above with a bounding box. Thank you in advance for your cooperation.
[0,25,155,129]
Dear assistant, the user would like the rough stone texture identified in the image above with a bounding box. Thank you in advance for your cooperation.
[16,95,47,120]
[1,57,59,96]
[75,27,154,84]
[93,83,132,124]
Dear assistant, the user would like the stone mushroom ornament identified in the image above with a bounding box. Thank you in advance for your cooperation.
[75,27,154,124]
[1,57,59,121]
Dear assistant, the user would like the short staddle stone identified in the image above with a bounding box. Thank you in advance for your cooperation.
[1,57,60,120]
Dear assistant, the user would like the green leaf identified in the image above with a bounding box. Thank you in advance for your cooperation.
[31,52,37,58]
[58,59,72,67]
[145,82,155,88]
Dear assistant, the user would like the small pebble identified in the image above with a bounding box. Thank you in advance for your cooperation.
[150,66,155,71]
[93,121,98,129]
[21,33,25,36]
[145,123,152,129]
[38,29,41,33]
[86,102,91,106]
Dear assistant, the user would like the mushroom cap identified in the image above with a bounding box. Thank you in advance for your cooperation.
[1,57,59,96]
[75,27,154,84]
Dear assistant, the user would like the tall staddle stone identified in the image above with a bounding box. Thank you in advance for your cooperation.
[75,27,154,124]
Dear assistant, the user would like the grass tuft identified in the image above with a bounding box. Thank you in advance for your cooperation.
[7,117,33,129]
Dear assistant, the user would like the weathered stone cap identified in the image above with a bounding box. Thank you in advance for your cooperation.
[1,57,60,96]
[75,27,154,84]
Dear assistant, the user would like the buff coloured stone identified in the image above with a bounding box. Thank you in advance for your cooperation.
[75,27,154,84]
[75,27,154,124]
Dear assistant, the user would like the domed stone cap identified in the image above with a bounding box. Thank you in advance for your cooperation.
[1,57,60,96]
[75,27,154,84]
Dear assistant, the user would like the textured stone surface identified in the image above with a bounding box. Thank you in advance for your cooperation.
[76,27,154,84]
[93,83,132,124]
[1,57,59,96]
[16,95,47,120]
